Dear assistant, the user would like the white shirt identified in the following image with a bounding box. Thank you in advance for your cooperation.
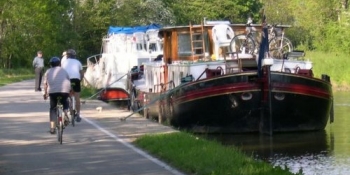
[62,58,83,80]
[61,56,67,64]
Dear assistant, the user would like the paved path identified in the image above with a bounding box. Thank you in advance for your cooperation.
[0,79,183,175]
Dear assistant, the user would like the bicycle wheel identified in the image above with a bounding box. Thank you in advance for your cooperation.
[229,34,255,54]
[57,117,63,144]
[69,97,76,127]
[269,37,293,59]
[71,112,75,127]
[129,88,140,112]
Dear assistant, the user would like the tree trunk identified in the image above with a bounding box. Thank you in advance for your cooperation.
[342,0,348,10]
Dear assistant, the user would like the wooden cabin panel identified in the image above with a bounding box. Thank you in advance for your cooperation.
[163,32,170,63]
[171,31,178,62]
[207,28,213,58]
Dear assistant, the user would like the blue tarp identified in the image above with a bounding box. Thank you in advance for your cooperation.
[108,24,161,35]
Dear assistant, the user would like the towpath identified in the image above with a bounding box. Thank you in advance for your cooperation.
[0,79,183,175]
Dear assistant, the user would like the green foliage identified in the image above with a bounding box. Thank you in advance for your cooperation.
[134,132,300,175]
[0,0,74,68]
[262,0,343,52]
[166,0,262,25]
[0,0,349,82]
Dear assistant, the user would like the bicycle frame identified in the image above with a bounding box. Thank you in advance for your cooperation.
[56,97,64,144]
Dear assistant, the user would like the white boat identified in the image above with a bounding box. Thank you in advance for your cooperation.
[84,24,163,101]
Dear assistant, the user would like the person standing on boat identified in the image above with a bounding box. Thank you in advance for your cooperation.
[61,49,83,122]
[32,50,44,92]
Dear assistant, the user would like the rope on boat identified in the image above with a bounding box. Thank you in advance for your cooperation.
[120,82,189,121]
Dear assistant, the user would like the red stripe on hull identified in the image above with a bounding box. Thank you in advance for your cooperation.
[175,82,259,104]
[272,83,331,99]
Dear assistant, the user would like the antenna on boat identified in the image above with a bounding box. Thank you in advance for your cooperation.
[257,9,268,78]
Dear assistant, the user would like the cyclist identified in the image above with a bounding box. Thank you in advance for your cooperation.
[43,57,71,134]
[61,49,83,122]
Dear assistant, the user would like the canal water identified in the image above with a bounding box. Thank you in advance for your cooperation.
[201,91,350,175]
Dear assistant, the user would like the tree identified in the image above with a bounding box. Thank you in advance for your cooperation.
[0,0,74,68]
[164,0,263,25]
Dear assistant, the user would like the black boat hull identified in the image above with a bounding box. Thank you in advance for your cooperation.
[168,71,333,133]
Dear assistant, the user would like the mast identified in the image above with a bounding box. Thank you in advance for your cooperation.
[257,13,269,77]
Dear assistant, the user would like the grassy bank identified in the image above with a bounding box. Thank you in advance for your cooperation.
[0,68,35,86]
[134,132,300,175]
[307,51,350,91]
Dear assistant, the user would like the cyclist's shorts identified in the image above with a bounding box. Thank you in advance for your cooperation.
[70,79,81,92]
[49,93,69,110]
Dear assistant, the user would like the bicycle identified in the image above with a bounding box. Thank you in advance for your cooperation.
[229,17,293,59]
[68,90,76,127]
[268,24,293,59]
[68,81,79,126]
[229,17,257,55]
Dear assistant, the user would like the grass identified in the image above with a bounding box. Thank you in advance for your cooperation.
[134,132,300,175]
[0,68,35,86]
[80,85,100,99]
[306,51,350,90]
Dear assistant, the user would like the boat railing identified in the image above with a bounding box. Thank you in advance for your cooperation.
[283,50,305,60]
[144,62,167,91]
[86,54,103,66]
[152,80,175,93]
[196,66,224,81]
[84,54,104,88]
[102,29,163,56]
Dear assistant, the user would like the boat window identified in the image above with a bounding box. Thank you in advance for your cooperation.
[178,34,192,57]
[149,43,157,52]
[177,33,209,58]
[147,40,163,53]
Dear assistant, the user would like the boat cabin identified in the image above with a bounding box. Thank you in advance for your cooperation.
[161,21,260,63]
[142,21,264,92]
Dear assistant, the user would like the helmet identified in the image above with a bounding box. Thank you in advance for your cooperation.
[49,57,61,67]
[66,49,76,58]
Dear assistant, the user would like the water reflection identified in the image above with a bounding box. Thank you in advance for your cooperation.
[200,91,350,175]
[208,131,331,159]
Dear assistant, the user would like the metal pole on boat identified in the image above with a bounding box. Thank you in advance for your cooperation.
[322,74,334,123]
[258,12,274,135]
[267,64,273,136]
